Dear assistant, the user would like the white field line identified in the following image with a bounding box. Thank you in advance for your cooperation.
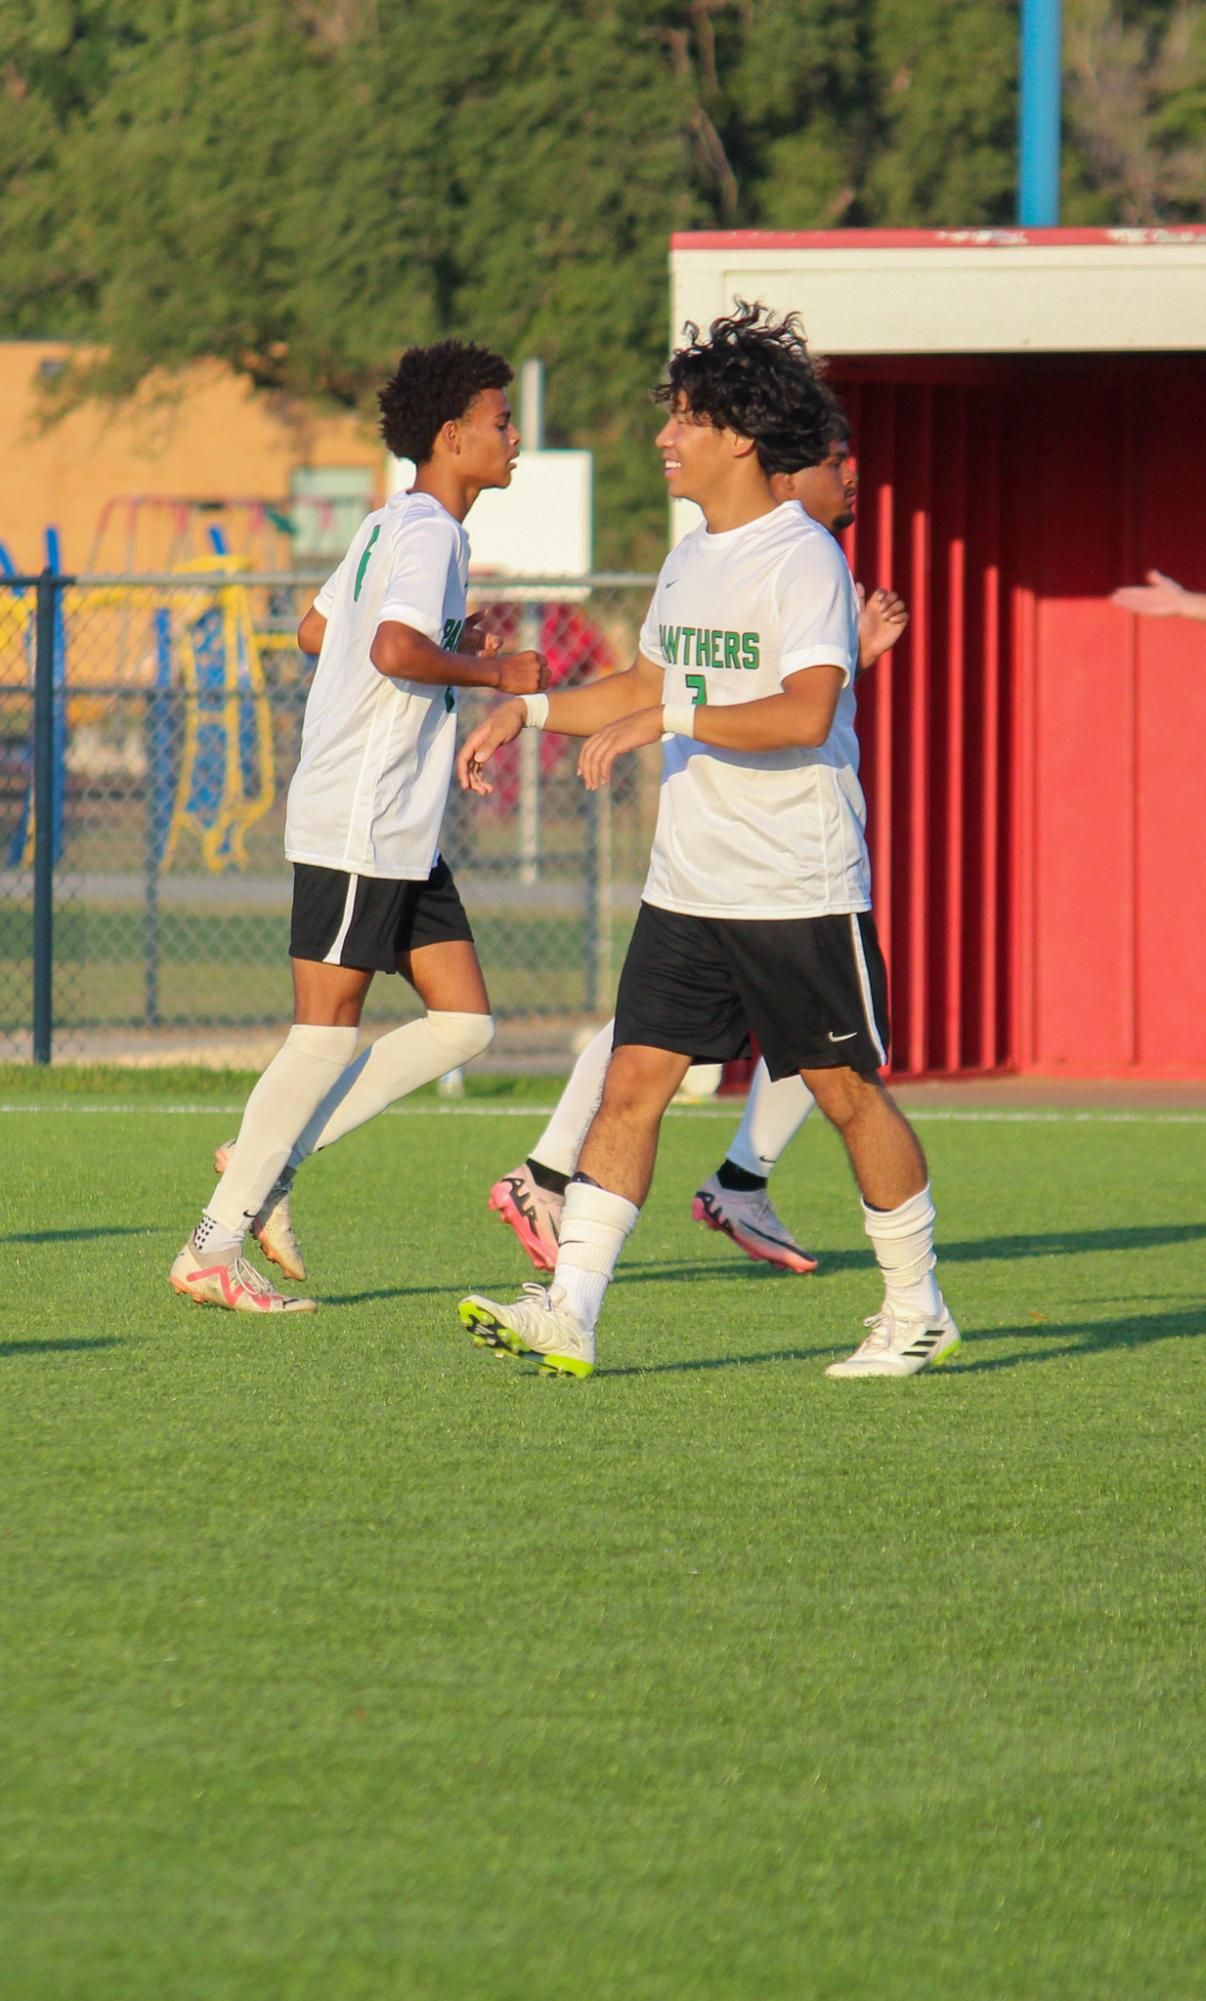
[1,1104,1205,1125]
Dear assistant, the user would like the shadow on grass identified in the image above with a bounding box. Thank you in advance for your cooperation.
[684,1220,1206,1280]
[607,1344,830,1378]
[326,1219,1206,1309]
[954,1305,1203,1371]
[603,1303,1203,1380]
[1,1336,125,1357]
[2,1226,151,1245]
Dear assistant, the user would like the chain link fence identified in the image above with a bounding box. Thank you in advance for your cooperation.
[0,568,661,1067]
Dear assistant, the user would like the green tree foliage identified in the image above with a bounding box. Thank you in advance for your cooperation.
[1,0,1202,562]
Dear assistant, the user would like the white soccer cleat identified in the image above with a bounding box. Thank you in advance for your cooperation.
[458,1282,595,1378]
[691,1173,817,1274]
[825,1300,961,1378]
[487,1162,564,1273]
[214,1139,306,1282]
[169,1241,317,1314]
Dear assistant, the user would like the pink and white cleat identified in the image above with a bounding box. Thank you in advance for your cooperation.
[488,1162,564,1273]
[169,1241,316,1313]
[213,1139,306,1282]
[691,1173,817,1274]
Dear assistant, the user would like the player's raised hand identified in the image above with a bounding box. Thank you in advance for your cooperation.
[858,586,909,668]
[457,701,526,795]
[1110,569,1195,619]
[578,706,665,791]
[494,649,550,695]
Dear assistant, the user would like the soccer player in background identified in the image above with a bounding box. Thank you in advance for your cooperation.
[170,340,548,1312]
[486,403,908,1277]
[455,303,958,1379]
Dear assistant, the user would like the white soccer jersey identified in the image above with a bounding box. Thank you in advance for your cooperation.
[284,490,469,879]
[637,501,865,920]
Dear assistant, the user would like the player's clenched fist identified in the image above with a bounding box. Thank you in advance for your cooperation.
[493,650,549,695]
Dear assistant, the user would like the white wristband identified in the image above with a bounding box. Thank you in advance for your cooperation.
[662,702,697,739]
[520,693,550,730]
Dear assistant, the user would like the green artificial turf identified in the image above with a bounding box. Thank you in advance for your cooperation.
[2,1085,1203,2000]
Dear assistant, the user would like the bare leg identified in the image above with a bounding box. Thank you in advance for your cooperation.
[291,957,375,1026]
[800,1066,927,1210]
[576,1043,692,1206]
[804,1065,948,1341]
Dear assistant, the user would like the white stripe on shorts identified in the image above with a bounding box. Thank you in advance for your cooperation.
[849,914,887,1065]
[323,873,360,965]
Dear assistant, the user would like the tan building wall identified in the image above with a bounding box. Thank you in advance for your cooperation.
[0,342,383,573]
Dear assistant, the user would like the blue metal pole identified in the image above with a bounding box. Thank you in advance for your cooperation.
[1019,0,1062,226]
[32,568,58,1064]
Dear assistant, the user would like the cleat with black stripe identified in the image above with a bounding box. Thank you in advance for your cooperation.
[488,1163,562,1273]
[691,1174,817,1274]
[825,1299,961,1378]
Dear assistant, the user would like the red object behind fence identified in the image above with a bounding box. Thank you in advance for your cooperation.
[829,354,1206,1079]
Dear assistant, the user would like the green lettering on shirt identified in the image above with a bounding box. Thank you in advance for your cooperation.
[657,624,763,671]
[353,524,381,602]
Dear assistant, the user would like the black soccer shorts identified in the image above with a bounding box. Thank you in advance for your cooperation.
[613,900,891,1078]
[289,857,474,974]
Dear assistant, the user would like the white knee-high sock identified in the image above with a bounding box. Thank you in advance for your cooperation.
[530,1020,613,1178]
[552,1179,639,1334]
[202,1024,359,1238]
[862,1183,942,1319]
[725,1060,815,1177]
[291,1011,495,1165]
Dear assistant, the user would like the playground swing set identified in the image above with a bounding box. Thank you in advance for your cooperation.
[4,522,280,876]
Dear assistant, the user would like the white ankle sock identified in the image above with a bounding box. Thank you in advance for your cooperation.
[292,1011,495,1164]
[725,1059,815,1176]
[203,1024,359,1234]
[553,1179,639,1334]
[530,1020,612,1178]
[190,1212,246,1264]
[862,1183,943,1319]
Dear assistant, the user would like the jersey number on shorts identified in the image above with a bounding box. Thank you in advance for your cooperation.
[685,674,708,706]
[354,525,381,601]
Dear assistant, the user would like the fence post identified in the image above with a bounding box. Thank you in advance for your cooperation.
[584,780,598,1012]
[32,568,58,1063]
[143,609,175,1027]
[594,780,612,1013]
[517,601,542,885]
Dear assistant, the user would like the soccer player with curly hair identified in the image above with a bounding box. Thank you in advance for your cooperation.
[171,340,549,1313]
[456,303,959,1380]
[486,387,909,1279]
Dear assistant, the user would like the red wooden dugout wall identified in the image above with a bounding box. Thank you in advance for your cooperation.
[827,354,1206,1079]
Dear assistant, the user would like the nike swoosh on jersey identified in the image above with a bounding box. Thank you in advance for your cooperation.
[827,1030,858,1042]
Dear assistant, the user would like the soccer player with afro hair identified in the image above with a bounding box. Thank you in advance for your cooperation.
[171,339,549,1312]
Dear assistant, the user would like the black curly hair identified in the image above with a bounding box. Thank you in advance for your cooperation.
[378,340,513,464]
[815,380,852,456]
[653,301,834,475]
